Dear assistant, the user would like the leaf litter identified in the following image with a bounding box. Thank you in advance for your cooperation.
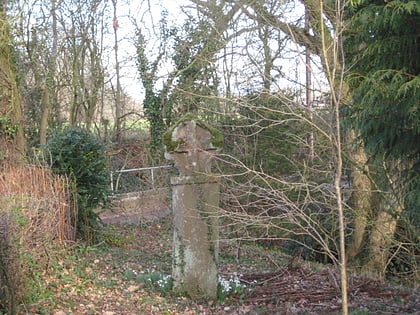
[23,217,419,314]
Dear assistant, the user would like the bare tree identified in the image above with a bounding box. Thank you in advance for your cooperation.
[184,0,351,311]
[0,3,25,161]
[59,0,108,128]
[111,0,123,141]
[12,0,111,142]
[12,0,58,145]
[239,0,372,266]
[39,0,58,145]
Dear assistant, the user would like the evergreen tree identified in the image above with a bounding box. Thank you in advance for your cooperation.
[346,0,420,216]
[345,0,420,273]
[346,0,419,161]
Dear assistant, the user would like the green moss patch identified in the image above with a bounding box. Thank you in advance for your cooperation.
[163,114,223,153]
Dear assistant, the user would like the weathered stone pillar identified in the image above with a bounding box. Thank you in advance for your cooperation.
[164,116,223,299]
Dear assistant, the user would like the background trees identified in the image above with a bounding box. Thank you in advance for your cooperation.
[1,0,418,292]
[171,0,418,283]
[10,0,136,144]
[0,0,419,312]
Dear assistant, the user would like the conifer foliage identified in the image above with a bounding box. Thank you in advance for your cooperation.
[46,126,109,242]
[345,0,420,221]
[346,0,419,159]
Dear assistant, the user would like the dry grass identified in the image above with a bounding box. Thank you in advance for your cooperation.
[0,163,77,243]
[0,163,77,313]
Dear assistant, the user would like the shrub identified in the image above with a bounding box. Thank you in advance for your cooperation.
[46,126,109,242]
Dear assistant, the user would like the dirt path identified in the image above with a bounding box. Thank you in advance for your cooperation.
[99,188,171,225]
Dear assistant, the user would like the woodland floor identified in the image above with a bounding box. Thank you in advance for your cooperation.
[21,216,419,315]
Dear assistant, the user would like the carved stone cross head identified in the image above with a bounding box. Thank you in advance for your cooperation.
[164,116,223,175]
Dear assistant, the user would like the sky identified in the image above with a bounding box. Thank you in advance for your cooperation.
[112,0,186,102]
[112,0,327,104]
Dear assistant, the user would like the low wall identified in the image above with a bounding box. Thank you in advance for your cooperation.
[99,188,171,225]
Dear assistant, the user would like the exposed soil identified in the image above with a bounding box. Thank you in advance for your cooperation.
[99,189,171,225]
[22,216,419,315]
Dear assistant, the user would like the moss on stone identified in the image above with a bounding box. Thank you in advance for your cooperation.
[197,120,224,149]
[162,114,224,153]
[163,128,183,152]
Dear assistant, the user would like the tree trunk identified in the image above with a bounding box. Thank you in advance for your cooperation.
[112,0,122,142]
[305,7,314,160]
[40,0,58,145]
[366,208,400,276]
[347,139,372,259]
[39,85,51,145]
[365,160,405,277]
[0,10,26,161]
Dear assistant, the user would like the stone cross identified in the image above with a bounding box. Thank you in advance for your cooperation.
[164,116,222,299]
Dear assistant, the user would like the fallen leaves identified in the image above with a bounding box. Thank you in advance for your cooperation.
[23,218,420,315]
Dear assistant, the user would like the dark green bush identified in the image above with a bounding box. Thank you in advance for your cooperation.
[46,126,109,242]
